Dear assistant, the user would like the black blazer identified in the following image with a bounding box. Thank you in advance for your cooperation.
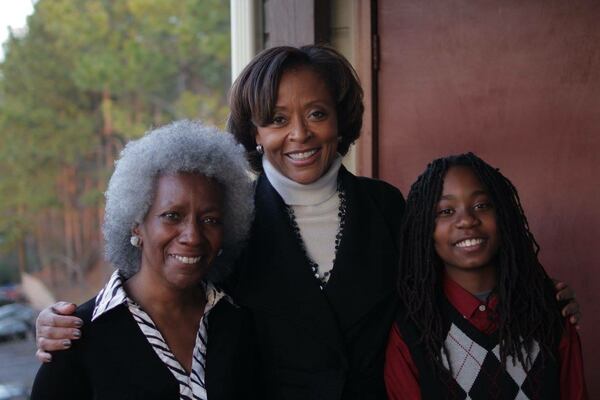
[231,167,405,399]
[31,297,260,400]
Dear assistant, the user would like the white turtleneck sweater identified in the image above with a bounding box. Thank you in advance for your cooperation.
[262,156,343,282]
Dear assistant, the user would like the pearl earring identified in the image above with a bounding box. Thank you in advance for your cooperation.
[130,235,141,247]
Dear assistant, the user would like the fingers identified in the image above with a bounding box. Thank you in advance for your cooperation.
[37,324,81,340]
[36,335,75,353]
[35,302,83,356]
[553,280,581,329]
[555,285,575,302]
[570,313,582,330]
[49,301,78,316]
[36,349,52,363]
[561,300,580,317]
[36,303,83,331]
[554,280,567,292]
[43,314,83,329]
[36,324,81,352]
[561,300,582,329]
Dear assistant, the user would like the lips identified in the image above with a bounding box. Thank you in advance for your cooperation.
[170,254,203,264]
[454,238,486,248]
[285,148,320,161]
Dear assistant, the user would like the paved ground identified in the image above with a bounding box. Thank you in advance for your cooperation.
[0,335,39,394]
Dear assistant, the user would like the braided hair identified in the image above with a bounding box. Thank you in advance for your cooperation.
[397,152,563,377]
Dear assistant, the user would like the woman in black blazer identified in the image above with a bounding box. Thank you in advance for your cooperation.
[31,120,259,399]
[223,45,403,399]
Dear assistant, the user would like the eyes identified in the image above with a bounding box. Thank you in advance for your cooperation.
[436,201,493,217]
[160,211,222,226]
[437,208,454,217]
[271,115,286,126]
[269,109,329,127]
[310,110,327,120]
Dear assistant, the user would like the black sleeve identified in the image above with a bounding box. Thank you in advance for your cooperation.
[358,177,405,241]
[30,343,92,400]
[238,308,265,400]
[384,183,405,241]
[30,302,94,400]
[205,301,265,400]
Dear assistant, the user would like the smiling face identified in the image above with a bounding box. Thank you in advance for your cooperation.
[255,66,339,184]
[433,166,500,283]
[134,172,224,290]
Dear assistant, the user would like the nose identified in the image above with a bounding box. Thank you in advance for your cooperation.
[455,208,480,229]
[288,116,311,142]
[178,219,206,246]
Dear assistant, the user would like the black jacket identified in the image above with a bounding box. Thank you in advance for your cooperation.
[231,168,404,399]
[31,297,260,400]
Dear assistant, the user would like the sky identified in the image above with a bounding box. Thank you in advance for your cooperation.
[0,0,35,60]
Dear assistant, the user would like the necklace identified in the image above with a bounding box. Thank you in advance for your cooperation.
[285,179,348,290]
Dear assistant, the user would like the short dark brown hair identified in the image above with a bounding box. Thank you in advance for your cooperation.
[227,45,364,172]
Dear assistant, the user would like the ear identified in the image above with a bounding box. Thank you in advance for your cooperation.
[131,225,143,247]
[252,124,262,145]
[132,224,141,237]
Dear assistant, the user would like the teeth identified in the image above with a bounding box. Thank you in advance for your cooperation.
[172,255,202,264]
[455,238,485,248]
[288,149,318,160]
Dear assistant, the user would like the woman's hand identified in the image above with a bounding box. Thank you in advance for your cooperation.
[35,302,83,362]
[555,280,581,329]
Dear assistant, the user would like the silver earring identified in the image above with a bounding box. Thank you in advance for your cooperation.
[337,136,343,142]
[256,144,264,155]
[130,235,141,247]
[217,249,223,257]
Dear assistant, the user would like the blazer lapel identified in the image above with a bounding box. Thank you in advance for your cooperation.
[236,174,347,358]
[324,168,399,332]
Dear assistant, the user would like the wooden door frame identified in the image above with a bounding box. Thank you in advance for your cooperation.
[353,0,379,178]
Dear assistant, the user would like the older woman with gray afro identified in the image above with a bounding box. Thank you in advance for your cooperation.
[31,120,261,400]
[104,119,254,281]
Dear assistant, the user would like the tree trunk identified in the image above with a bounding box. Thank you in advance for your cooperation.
[102,85,114,168]
[16,239,26,276]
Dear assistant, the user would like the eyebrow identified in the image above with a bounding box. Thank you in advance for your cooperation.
[439,190,488,200]
[157,201,223,211]
[274,100,331,110]
[200,206,224,214]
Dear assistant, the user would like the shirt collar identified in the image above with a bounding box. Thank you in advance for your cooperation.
[443,273,498,319]
[92,270,232,322]
[92,270,128,321]
[262,155,342,206]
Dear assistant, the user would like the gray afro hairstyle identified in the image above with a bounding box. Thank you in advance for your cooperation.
[103,120,254,282]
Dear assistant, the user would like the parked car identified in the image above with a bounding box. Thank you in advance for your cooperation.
[0,303,36,341]
[0,303,36,325]
[0,383,28,400]
[0,318,28,341]
[0,285,22,305]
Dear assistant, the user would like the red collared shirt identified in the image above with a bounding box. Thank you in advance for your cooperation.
[384,276,588,400]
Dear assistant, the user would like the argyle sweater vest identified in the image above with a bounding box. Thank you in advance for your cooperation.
[395,298,560,400]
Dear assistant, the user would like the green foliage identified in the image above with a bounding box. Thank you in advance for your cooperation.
[0,0,231,270]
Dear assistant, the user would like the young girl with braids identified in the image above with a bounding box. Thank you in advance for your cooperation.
[384,153,587,400]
